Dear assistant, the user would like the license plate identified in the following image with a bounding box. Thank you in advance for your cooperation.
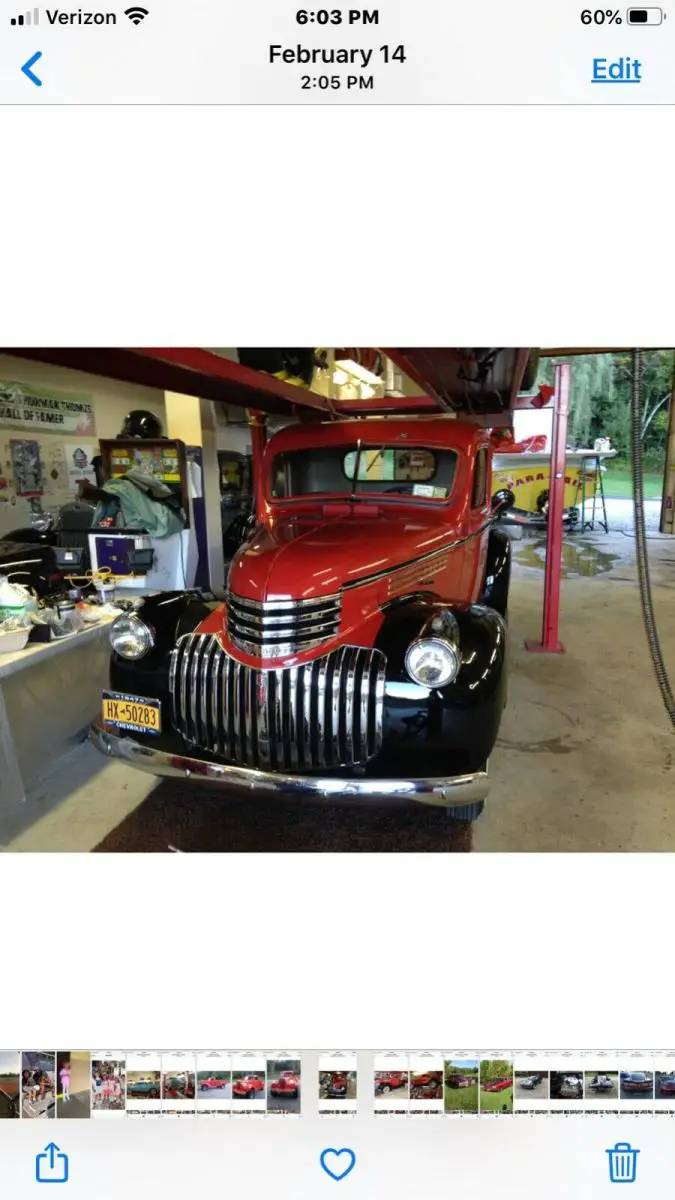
[102,691,161,735]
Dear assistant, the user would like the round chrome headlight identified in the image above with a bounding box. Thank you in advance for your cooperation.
[405,637,460,688]
[110,614,154,660]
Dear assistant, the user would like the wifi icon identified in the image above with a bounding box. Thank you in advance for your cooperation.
[125,5,149,23]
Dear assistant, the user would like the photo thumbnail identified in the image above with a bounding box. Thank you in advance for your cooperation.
[196,1054,232,1115]
[319,1054,358,1115]
[0,1051,20,1119]
[444,1060,479,1115]
[56,1052,91,1118]
[91,1055,126,1116]
[21,1051,55,1119]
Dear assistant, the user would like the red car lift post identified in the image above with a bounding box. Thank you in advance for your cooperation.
[524,361,571,654]
[248,409,267,524]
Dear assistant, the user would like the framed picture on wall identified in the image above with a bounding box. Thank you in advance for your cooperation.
[10,438,44,498]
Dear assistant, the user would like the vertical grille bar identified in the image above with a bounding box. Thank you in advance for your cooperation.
[249,669,259,768]
[295,667,305,768]
[273,670,284,771]
[231,660,242,762]
[188,635,204,742]
[257,670,271,769]
[225,653,236,760]
[222,652,233,753]
[343,647,357,765]
[267,672,277,769]
[356,648,368,764]
[169,640,181,730]
[243,661,254,765]
[302,663,312,767]
[211,643,224,757]
[286,667,299,769]
[180,636,191,740]
[200,637,217,747]
[316,659,327,769]
[373,651,386,756]
[330,648,343,766]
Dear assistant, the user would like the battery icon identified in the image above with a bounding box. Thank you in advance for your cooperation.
[626,7,664,21]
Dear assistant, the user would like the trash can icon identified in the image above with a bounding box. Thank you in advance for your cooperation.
[607,1142,640,1183]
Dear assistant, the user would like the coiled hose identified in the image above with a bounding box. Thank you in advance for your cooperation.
[631,348,675,726]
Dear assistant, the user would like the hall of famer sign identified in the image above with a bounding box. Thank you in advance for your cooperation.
[0,381,96,436]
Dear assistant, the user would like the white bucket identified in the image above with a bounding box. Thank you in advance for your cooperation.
[0,575,30,622]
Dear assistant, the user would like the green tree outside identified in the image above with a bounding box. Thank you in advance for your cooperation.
[536,349,673,496]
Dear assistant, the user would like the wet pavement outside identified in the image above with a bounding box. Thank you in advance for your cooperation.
[604,497,662,534]
[506,497,662,538]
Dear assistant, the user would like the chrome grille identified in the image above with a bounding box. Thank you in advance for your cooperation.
[226,591,341,658]
[169,634,385,771]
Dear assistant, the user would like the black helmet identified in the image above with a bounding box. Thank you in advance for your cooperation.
[119,410,163,440]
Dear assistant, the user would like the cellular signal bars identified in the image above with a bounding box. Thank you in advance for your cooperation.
[11,7,39,24]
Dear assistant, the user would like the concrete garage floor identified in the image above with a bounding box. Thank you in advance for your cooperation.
[2,522,674,854]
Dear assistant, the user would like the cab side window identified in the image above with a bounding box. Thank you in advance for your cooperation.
[472,448,488,508]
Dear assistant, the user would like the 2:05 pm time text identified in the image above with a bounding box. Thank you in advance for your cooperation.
[300,74,373,89]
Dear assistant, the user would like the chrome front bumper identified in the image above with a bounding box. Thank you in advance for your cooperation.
[90,723,489,810]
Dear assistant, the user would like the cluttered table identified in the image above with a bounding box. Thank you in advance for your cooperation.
[0,612,117,679]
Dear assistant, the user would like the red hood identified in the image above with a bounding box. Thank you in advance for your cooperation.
[228,508,460,601]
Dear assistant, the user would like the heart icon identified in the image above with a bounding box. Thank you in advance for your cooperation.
[320,1148,356,1181]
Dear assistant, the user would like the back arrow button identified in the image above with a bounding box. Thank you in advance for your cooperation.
[22,51,43,86]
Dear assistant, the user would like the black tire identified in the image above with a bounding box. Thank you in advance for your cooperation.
[446,802,485,822]
[536,489,549,516]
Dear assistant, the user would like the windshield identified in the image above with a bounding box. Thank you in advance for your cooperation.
[271,444,458,501]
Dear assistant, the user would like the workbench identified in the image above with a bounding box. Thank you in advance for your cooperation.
[0,619,114,818]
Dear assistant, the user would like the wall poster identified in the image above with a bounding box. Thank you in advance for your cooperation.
[0,380,96,436]
[10,438,44,498]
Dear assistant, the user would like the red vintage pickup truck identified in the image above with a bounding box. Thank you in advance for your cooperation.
[375,1071,409,1094]
[199,1076,229,1091]
[94,414,510,821]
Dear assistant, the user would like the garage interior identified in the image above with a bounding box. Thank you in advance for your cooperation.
[0,346,673,853]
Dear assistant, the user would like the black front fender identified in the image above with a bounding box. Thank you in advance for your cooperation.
[109,590,218,714]
[376,597,506,700]
[375,597,507,773]
[480,526,511,616]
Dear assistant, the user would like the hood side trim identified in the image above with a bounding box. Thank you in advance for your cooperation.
[340,522,491,592]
